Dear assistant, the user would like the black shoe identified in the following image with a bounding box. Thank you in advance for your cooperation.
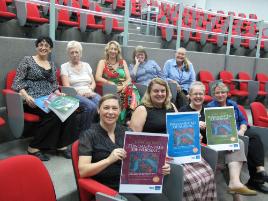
[247,180,268,194]
[57,149,71,159]
[27,151,50,161]
[253,171,268,183]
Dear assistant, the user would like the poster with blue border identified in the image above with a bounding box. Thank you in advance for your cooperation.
[166,112,201,164]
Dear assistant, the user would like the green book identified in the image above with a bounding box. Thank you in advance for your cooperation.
[204,106,240,151]
[48,96,79,122]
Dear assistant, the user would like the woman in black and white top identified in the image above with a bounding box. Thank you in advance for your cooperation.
[12,36,78,161]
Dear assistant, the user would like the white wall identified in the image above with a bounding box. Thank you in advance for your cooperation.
[164,0,268,21]
[205,0,268,21]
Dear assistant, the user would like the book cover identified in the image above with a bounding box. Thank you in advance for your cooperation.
[35,95,50,113]
[204,106,240,151]
[119,131,168,194]
[166,112,201,164]
[34,93,58,113]
[48,96,79,122]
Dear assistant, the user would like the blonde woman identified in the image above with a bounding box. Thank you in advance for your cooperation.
[163,47,196,108]
[130,78,217,201]
[95,41,140,123]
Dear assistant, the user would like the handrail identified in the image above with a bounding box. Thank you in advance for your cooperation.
[16,0,268,57]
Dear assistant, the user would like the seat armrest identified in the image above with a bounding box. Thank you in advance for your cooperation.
[201,145,218,172]
[231,79,250,82]
[163,163,183,201]
[61,86,77,97]
[79,178,118,196]
[2,89,16,96]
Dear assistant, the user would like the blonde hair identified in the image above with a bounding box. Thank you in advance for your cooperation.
[176,47,191,71]
[104,41,122,61]
[142,78,173,109]
[132,45,148,63]
[66,40,83,56]
[189,81,206,94]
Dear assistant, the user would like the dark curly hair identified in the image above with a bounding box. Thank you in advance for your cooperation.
[35,36,53,48]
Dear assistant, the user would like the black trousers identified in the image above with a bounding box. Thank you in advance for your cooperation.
[24,104,79,150]
[245,127,265,181]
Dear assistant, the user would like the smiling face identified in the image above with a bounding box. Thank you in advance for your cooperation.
[214,86,228,106]
[189,86,205,107]
[175,48,186,64]
[107,43,119,60]
[99,98,120,126]
[149,83,167,108]
[36,40,52,57]
[68,47,81,64]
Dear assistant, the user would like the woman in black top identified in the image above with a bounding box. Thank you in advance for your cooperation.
[12,36,78,161]
[78,94,170,201]
[130,78,217,201]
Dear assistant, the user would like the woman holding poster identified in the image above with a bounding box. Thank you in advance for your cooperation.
[180,81,257,196]
[130,78,217,201]
[207,82,268,193]
[78,94,170,201]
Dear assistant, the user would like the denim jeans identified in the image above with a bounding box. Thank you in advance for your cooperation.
[76,94,101,132]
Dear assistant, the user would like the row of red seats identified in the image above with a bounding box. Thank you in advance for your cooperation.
[199,70,268,102]
[0,0,124,34]
[4,68,268,129]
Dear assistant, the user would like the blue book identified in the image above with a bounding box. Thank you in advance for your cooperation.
[34,95,51,113]
[166,112,201,164]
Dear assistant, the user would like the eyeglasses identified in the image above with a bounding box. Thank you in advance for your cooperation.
[214,91,227,95]
[191,93,204,97]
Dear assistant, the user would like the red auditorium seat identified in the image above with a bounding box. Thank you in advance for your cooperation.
[249,13,258,20]
[3,70,41,122]
[199,70,213,102]
[256,73,268,94]
[0,155,57,201]
[57,8,79,28]
[79,14,104,32]
[250,102,268,127]
[26,3,49,24]
[71,140,118,201]
[0,0,16,20]
[0,117,5,126]
[238,71,267,97]
[219,71,248,97]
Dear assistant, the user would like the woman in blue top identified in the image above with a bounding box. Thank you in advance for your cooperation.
[163,47,196,109]
[207,81,268,193]
[129,46,164,86]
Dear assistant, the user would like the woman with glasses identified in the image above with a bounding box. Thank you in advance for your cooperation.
[207,82,268,193]
[130,79,217,201]
[12,36,78,161]
[129,46,164,86]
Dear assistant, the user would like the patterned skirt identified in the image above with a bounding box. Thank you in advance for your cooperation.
[183,158,217,201]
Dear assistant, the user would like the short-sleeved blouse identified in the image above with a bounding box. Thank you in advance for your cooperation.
[12,56,58,99]
[128,60,164,86]
[60,62,93,93]
[79,123,128,190]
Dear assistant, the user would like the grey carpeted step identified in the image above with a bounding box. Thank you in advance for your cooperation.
[128,27,142,34]
[128,40,161,49]
[128,33,161,43]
